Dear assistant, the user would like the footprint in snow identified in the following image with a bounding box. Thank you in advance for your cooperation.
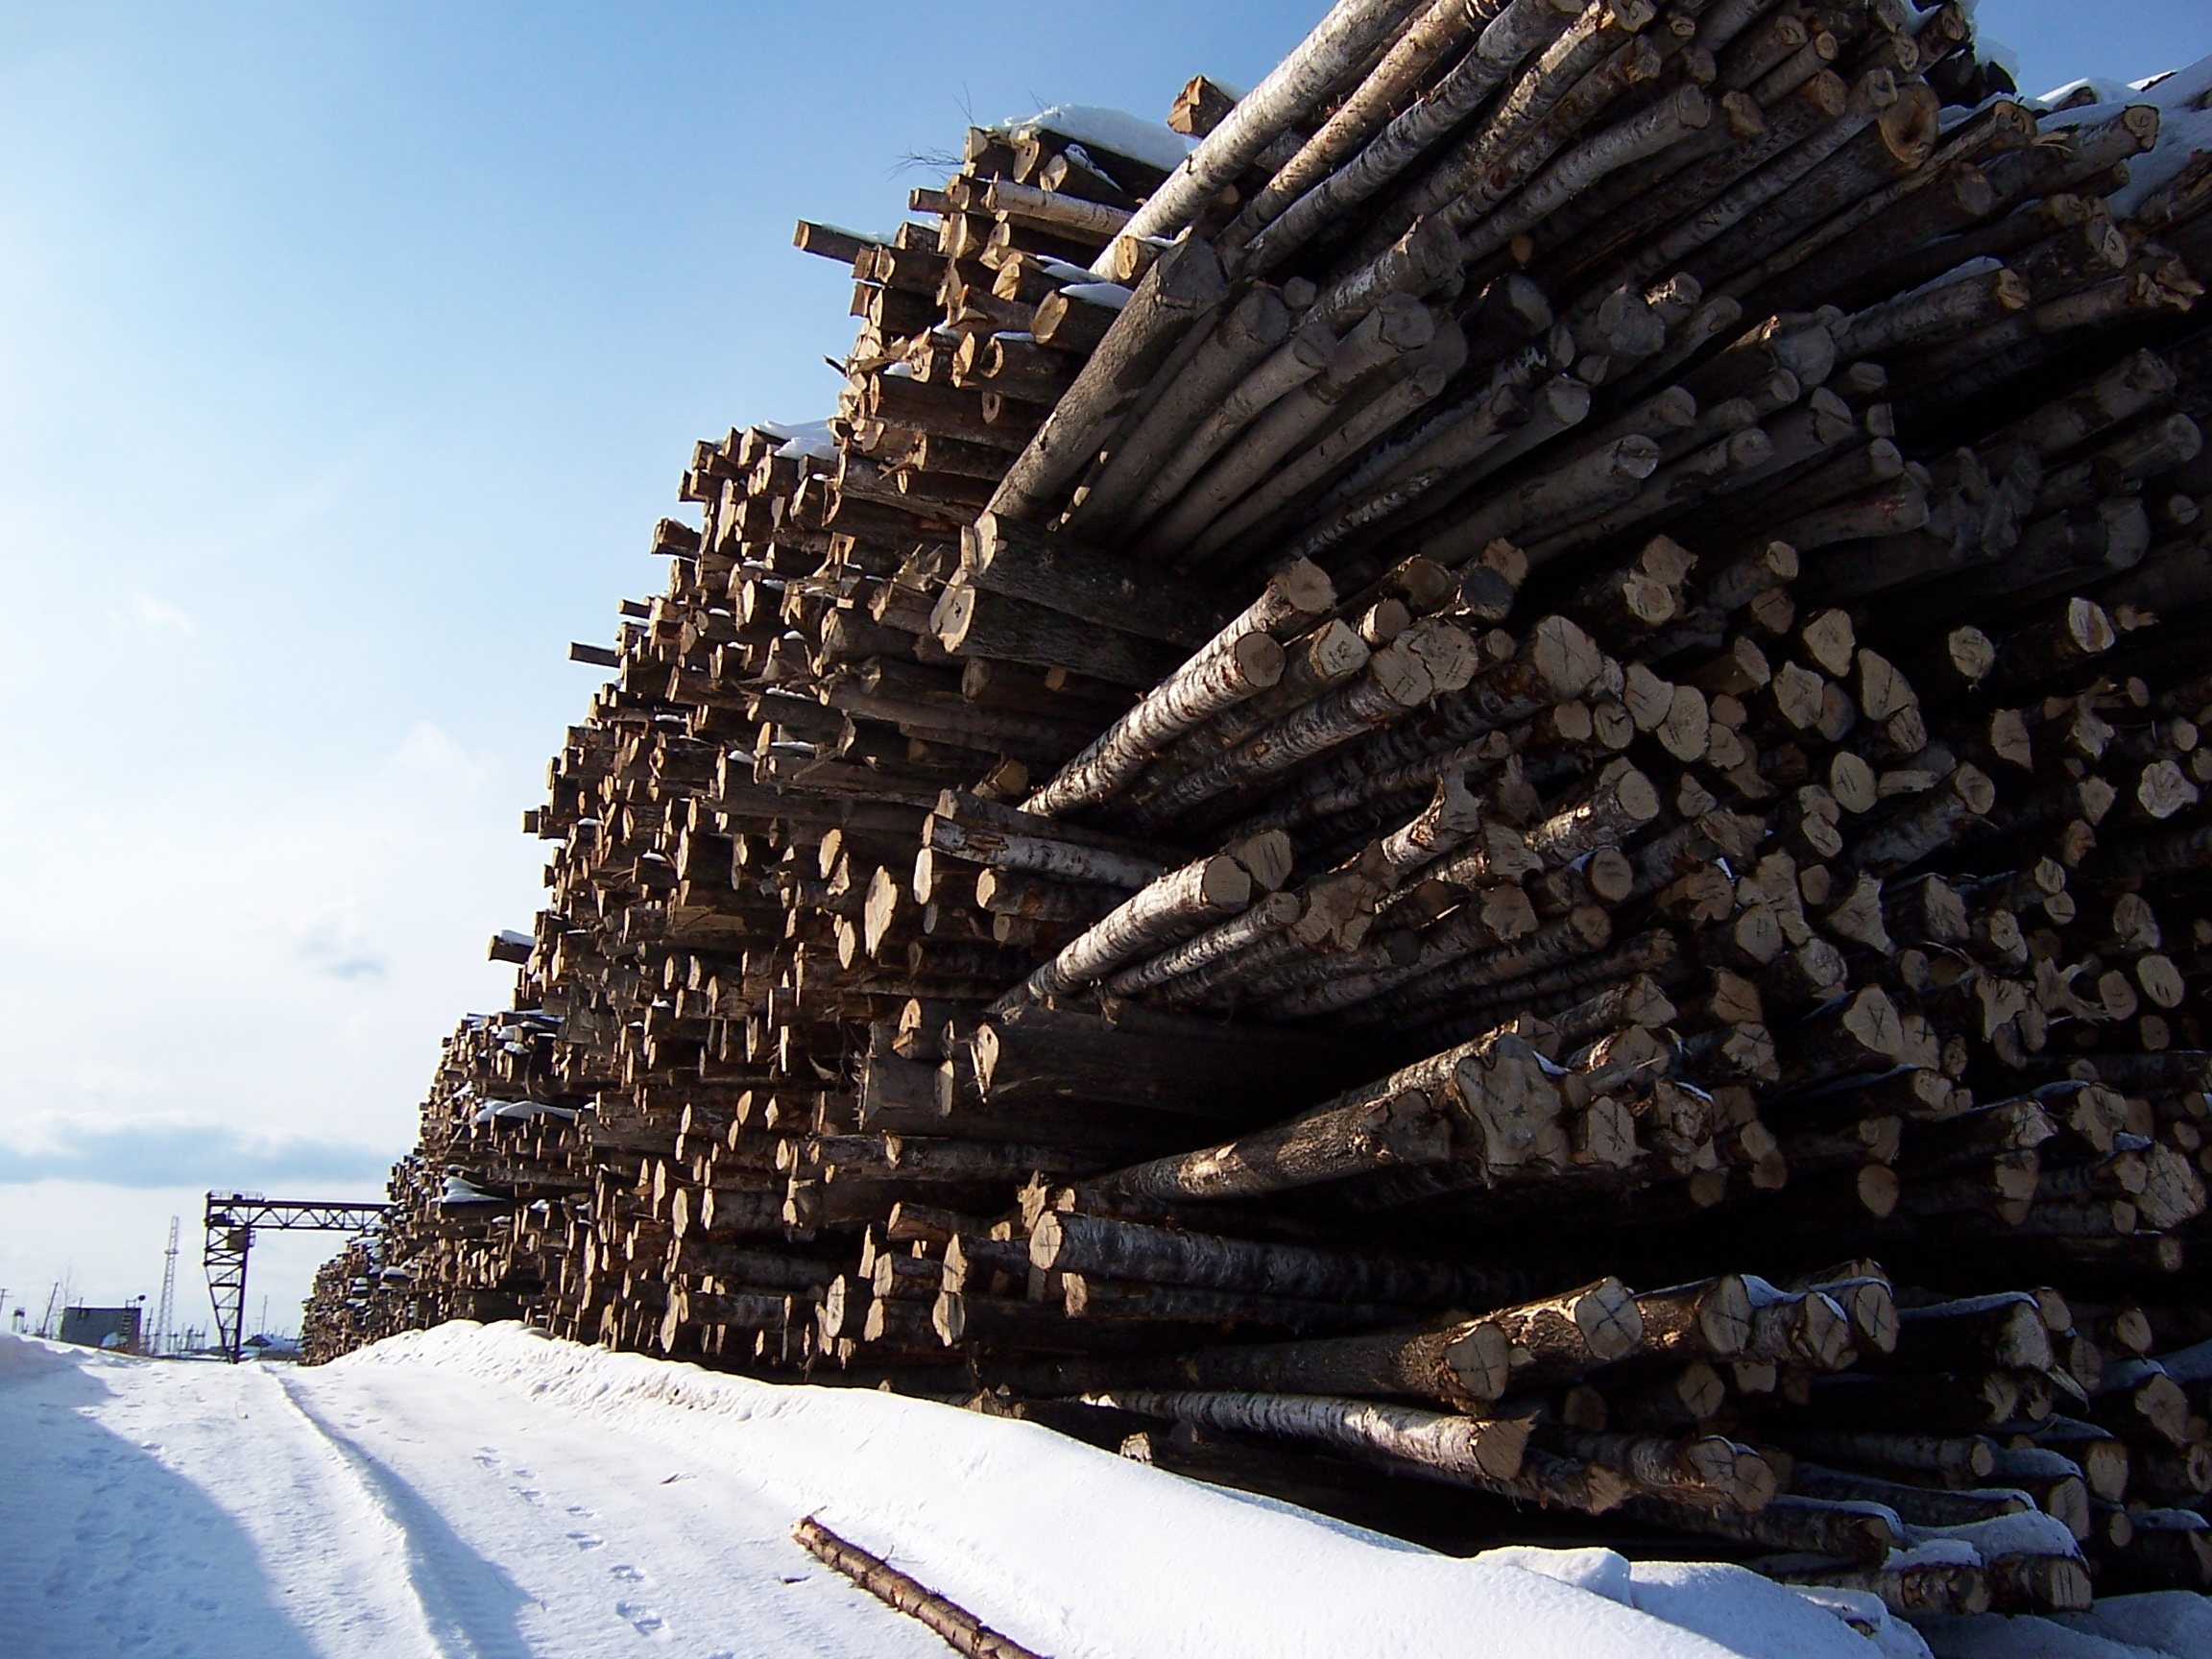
[516,1488,542,1503]
[613,1600,665,1635]
[567,1531,605,1551]
[566,1504,596,1517]
[610,1564,645,1581]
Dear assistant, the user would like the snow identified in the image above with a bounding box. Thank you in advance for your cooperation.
[1889,1538,1985,1570]
[1906,1590,2212,1658]
[1977,36,2021,87]
[0,1321,1989,1659]
[2132,1507,2209,1534]
[1991,1450,2081,1482]
[766,420,838,460]
[1,1329,943,1659]
[1060,281,1133,311]
[2033,78,2140,112]
[998,105,1190,174]
[1790,1587,1940,1659]
[2153,1336,2212,1385]
[1897,1510,2082,1565]
[2054,1592,2212,1655]
[471,1101,578,1126]
[1481,1541,1637,1603]
[1628,1562,1934,1659]
[1485,1549,1936,1659]
[2099,1357,2168,1393]
[1914,1615,2172,1658]
[438,1174,506,1205]
[2037,51,2212,221]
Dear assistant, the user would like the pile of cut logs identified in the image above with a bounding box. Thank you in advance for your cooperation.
[305,0,2212,1616]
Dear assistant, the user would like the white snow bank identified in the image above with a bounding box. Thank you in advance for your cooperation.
[1631,1561,1931,1659]
[2054,1591,2212,1655]
[1480,1542,1638,1603]
[0,1330,86,1381]
[1480,1544,1932,1659]
[349,1321,1853,1659]
[1915,1613,2173,1658]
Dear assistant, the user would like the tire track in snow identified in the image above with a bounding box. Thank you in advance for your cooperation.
[266,1368,537,1659]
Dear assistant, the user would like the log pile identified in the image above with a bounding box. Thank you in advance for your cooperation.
[305,0,2212,1617]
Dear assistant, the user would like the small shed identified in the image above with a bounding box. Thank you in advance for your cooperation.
[58,1305,143,1352]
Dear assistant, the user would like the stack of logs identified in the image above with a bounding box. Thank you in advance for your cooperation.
[304,0,2212,1619]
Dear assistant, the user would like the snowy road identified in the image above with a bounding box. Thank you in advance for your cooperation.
[0,1333,955,1659]
[12,1324,2207,1659]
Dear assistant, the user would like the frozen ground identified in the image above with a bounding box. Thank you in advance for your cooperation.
[2,1322,2204,1659]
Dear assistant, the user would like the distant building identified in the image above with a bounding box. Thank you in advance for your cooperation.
[58,1305,143,1352]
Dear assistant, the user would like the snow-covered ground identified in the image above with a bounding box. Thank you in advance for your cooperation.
[3,1324,2206,1659]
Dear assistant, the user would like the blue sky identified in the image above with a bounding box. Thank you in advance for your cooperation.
[4,0,2209,1338]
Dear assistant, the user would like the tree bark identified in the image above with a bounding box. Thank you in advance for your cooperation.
[1067,286,1294,536]
[1021,561,1334,818]
[1099,0,1428,266]
[1077,1090,1453,1204]
[988,238,1227,521]
[1092,1387,1533,1484]
[1101,890,1303,995]
[1002,854,1254,1006]
[960,514,1228,648]
[793,1517,1048,1659]
[1028,1209,1517,1310]
[931,585,1183,688]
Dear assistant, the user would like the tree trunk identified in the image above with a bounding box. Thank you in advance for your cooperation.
[1077,1091,1453,1204]
[1091,1387,1533,1484]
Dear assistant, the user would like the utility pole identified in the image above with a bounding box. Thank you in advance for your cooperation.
[155,1217,180,1358]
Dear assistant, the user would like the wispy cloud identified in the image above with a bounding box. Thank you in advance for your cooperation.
[108,588,197,637]
[390,719,497,785]
[291,902,387,980]
[0,1118,396,1189]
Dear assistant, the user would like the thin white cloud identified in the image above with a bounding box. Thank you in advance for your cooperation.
[291,902,387,980]
[389,718,498,785]
[108,588,197,637]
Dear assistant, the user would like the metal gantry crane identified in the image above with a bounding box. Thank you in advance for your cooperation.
[203,1193,390,1362]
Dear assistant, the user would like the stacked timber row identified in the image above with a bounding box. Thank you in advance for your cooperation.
[305,0,2212,1613]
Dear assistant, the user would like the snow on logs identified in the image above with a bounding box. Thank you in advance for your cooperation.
[309,2,2212,1615]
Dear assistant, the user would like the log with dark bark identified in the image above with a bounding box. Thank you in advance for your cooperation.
[794,1517,1046,1659]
